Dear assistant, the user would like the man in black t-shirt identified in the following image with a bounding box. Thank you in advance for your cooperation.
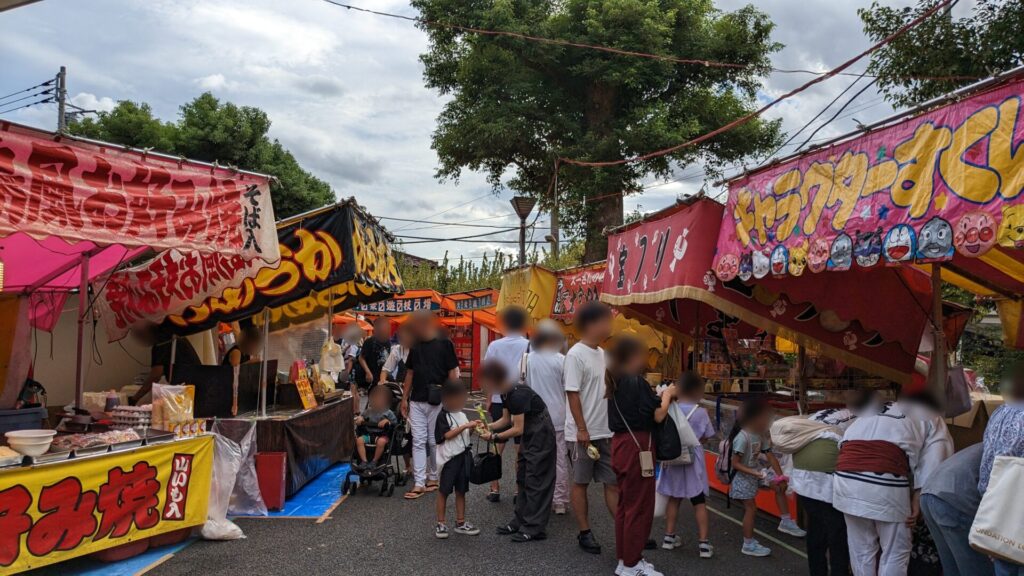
[130,323,202,405]
[359,318,392,390]
[401,310,460,498]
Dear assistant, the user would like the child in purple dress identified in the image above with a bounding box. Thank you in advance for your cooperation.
[657,372,716,558]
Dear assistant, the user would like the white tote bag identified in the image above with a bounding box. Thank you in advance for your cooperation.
[653,465,669,518]
[970,456,1024,565]
[659,404,702,466]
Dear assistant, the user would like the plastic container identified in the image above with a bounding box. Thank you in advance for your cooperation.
[5,429,56,456]
[0,407,47,438]
[255,452,287,511]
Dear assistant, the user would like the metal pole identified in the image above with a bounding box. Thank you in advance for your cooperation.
[258,308,271,417]
[56,66,67,133]
[796,344,809,415]
[74,254,89,409]
[550,160,560,259]
[930,264,947,411]
[518,215,527,266]
[168,336,177,383]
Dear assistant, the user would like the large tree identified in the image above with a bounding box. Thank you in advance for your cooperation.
[412,0,783,261]
[69,93,335,218]
[860,0,1024,107]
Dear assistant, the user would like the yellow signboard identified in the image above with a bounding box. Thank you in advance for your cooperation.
[497,265,556,323]
[0,436,213,573]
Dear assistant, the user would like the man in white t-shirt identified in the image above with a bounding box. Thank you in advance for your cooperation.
[525,319,568,514]
[482,306,530,502]
[564,301,615,555]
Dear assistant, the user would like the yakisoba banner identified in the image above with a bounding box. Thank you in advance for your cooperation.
[0,122,277,259]
[0,436,212,573]
[552,264,606,321]
[713,77,1024,282]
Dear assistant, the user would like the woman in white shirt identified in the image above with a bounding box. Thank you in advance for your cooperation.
[379,323,415,386]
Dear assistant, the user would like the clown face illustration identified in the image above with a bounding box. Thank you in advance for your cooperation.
[828,233,853,271]
[770,245,789,277]
[716,254,739,281]
[752,249,770,279]
[738,252,753,281]
[854,227,883,268]
[789,241,809,276]
[917,217,953,261]
[807,238,829,274]
[954,211,997,257]
[883,224,916,264]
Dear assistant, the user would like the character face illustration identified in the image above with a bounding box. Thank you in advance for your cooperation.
[738,252,753,281]
[789,241,809,276]
[883,224,916,264]
[828,233,853,271]
[997,205,1024,249]
[917,217,953,261]
[770,245,789,277]
[953,211,997,257]
[854,227,883,268]
[716,254,739,281]
[807,239,830,274]
[752,249,770,279]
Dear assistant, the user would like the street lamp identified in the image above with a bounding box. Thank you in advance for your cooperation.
[510,196,536,266]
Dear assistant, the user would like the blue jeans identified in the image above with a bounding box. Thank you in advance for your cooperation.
[995,560,1024,576]
[919,494,994,576]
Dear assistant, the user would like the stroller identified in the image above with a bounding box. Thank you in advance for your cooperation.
[342,382,410,497]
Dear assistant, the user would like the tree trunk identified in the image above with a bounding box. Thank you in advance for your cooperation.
[582,81,623,263]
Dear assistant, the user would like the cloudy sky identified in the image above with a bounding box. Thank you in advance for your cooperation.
[1,0,972,262]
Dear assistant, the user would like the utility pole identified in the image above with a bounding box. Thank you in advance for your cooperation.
[510,196,537,266]
[56,66,67,133]
[549,160,560,259]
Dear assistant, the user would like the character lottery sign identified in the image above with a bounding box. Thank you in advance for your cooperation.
[0,436,212,573]
[713,77,1024,282]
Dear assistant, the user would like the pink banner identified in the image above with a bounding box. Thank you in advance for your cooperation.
[0,122,278,261]
[552,264,606,321]
[713,77,1024,281]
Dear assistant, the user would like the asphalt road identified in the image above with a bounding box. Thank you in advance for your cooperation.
[151,452,807,576]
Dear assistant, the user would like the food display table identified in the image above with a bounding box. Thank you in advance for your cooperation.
[0,435,213,573]
[222,396,354,497]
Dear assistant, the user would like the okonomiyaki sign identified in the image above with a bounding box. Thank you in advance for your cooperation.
[713,77,1024,282]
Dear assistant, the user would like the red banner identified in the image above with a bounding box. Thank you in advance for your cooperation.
[0,122,278,260]
[552,264,606,321]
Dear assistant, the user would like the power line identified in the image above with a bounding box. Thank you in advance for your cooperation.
[393,227,519,242]
[558,0,955,169]
[389,192,494,232]
[0,78,55,102]
[0,88,54,107]
[0,97,55,116]
[380,215,521,229]
[793,78,880,154]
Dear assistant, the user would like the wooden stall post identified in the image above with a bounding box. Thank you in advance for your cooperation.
[930,264,947,411]
[796,344,809,415]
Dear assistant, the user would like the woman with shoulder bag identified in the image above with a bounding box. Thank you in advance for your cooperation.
[607,336,675,576]
[657,371,717,558]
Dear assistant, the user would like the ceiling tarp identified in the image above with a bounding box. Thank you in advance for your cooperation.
[602,198,928,383]
[710,75,1024,347]
[139,201,403,336]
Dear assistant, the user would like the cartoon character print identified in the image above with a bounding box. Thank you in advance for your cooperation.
[998,205,1024,249]
[954,211,997,257]
[883,224,916,264]
[828,233,853,271]
[617,242,628,289]
[737,252,753,281]
[854,227,883,268]
[916,217,954,262]
[703,270,717,293]
[770,245,789,277]
[789,240,809,277]
[752,249,770,279]
[807,239,829,274]
[716,254,739,281]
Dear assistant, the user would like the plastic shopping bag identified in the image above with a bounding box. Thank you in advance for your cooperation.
[202,434,246,540]
[213,420,268,517]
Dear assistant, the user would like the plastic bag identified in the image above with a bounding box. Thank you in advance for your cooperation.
[202,434,245,540]
[213,420,268,517]
[654,468,668,518]
[152,383,194,431]
[320,340,345,373]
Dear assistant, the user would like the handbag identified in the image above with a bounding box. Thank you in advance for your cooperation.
[427,383,443,406]
[945,366,973,419]
[660,404,701,466]
[969,456,1024,565]
[653,465,669,518]
[655,413,683,463]
[469,438,502,485]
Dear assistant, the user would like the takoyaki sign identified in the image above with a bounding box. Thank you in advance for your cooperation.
[713,76,1024,281]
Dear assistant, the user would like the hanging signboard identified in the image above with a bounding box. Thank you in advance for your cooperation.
[552,264,606,321]
[354,295,438,314]
[496,265,556,322]
[712,77,1024,281]
[0,436,213,573]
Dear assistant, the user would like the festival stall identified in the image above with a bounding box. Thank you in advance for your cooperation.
[0,120,279,570]
[100,199,405,496]
[496,264,557,323]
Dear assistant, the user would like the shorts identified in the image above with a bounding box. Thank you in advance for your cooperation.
[567,438,617,485]
[689,493,706,506]
[359,433,385,445]
[440,450,471,496]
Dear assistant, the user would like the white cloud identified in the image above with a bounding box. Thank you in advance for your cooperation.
[70,92,116,113]
[194,73,235,91]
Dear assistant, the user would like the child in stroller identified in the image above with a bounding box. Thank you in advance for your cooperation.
[354,384,398,473]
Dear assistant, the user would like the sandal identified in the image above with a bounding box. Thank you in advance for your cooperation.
[424,482,440,493]
[403,488,426,500]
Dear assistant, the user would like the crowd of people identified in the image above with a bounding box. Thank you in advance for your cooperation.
[340,301,1024,576]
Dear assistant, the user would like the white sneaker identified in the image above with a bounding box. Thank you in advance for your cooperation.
[741,540,772,557]
[435,523,449,539]
[618,559,664,576]
[661,534,682,550]
[698,541,714,558]
[778,518,807,538]
[553,504,567,515]
[614,560,624,576]
[454,522,480,536]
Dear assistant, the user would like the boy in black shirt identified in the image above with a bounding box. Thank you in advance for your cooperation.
[401,311,460,499]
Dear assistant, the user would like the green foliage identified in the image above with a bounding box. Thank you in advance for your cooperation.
[412,0,783,259]
[67,93,334,218]
[860,0,1024,107]
[397,251,514,292]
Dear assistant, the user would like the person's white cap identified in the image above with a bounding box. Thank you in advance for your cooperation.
[535,318,564,338]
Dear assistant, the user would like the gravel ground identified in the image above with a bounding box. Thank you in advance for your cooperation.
[151,450,807,576]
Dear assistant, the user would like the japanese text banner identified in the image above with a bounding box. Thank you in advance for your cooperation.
[0,123,277,261]
[0,436,213,573]
[552,264,606,321]
[713,77,1024,281]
